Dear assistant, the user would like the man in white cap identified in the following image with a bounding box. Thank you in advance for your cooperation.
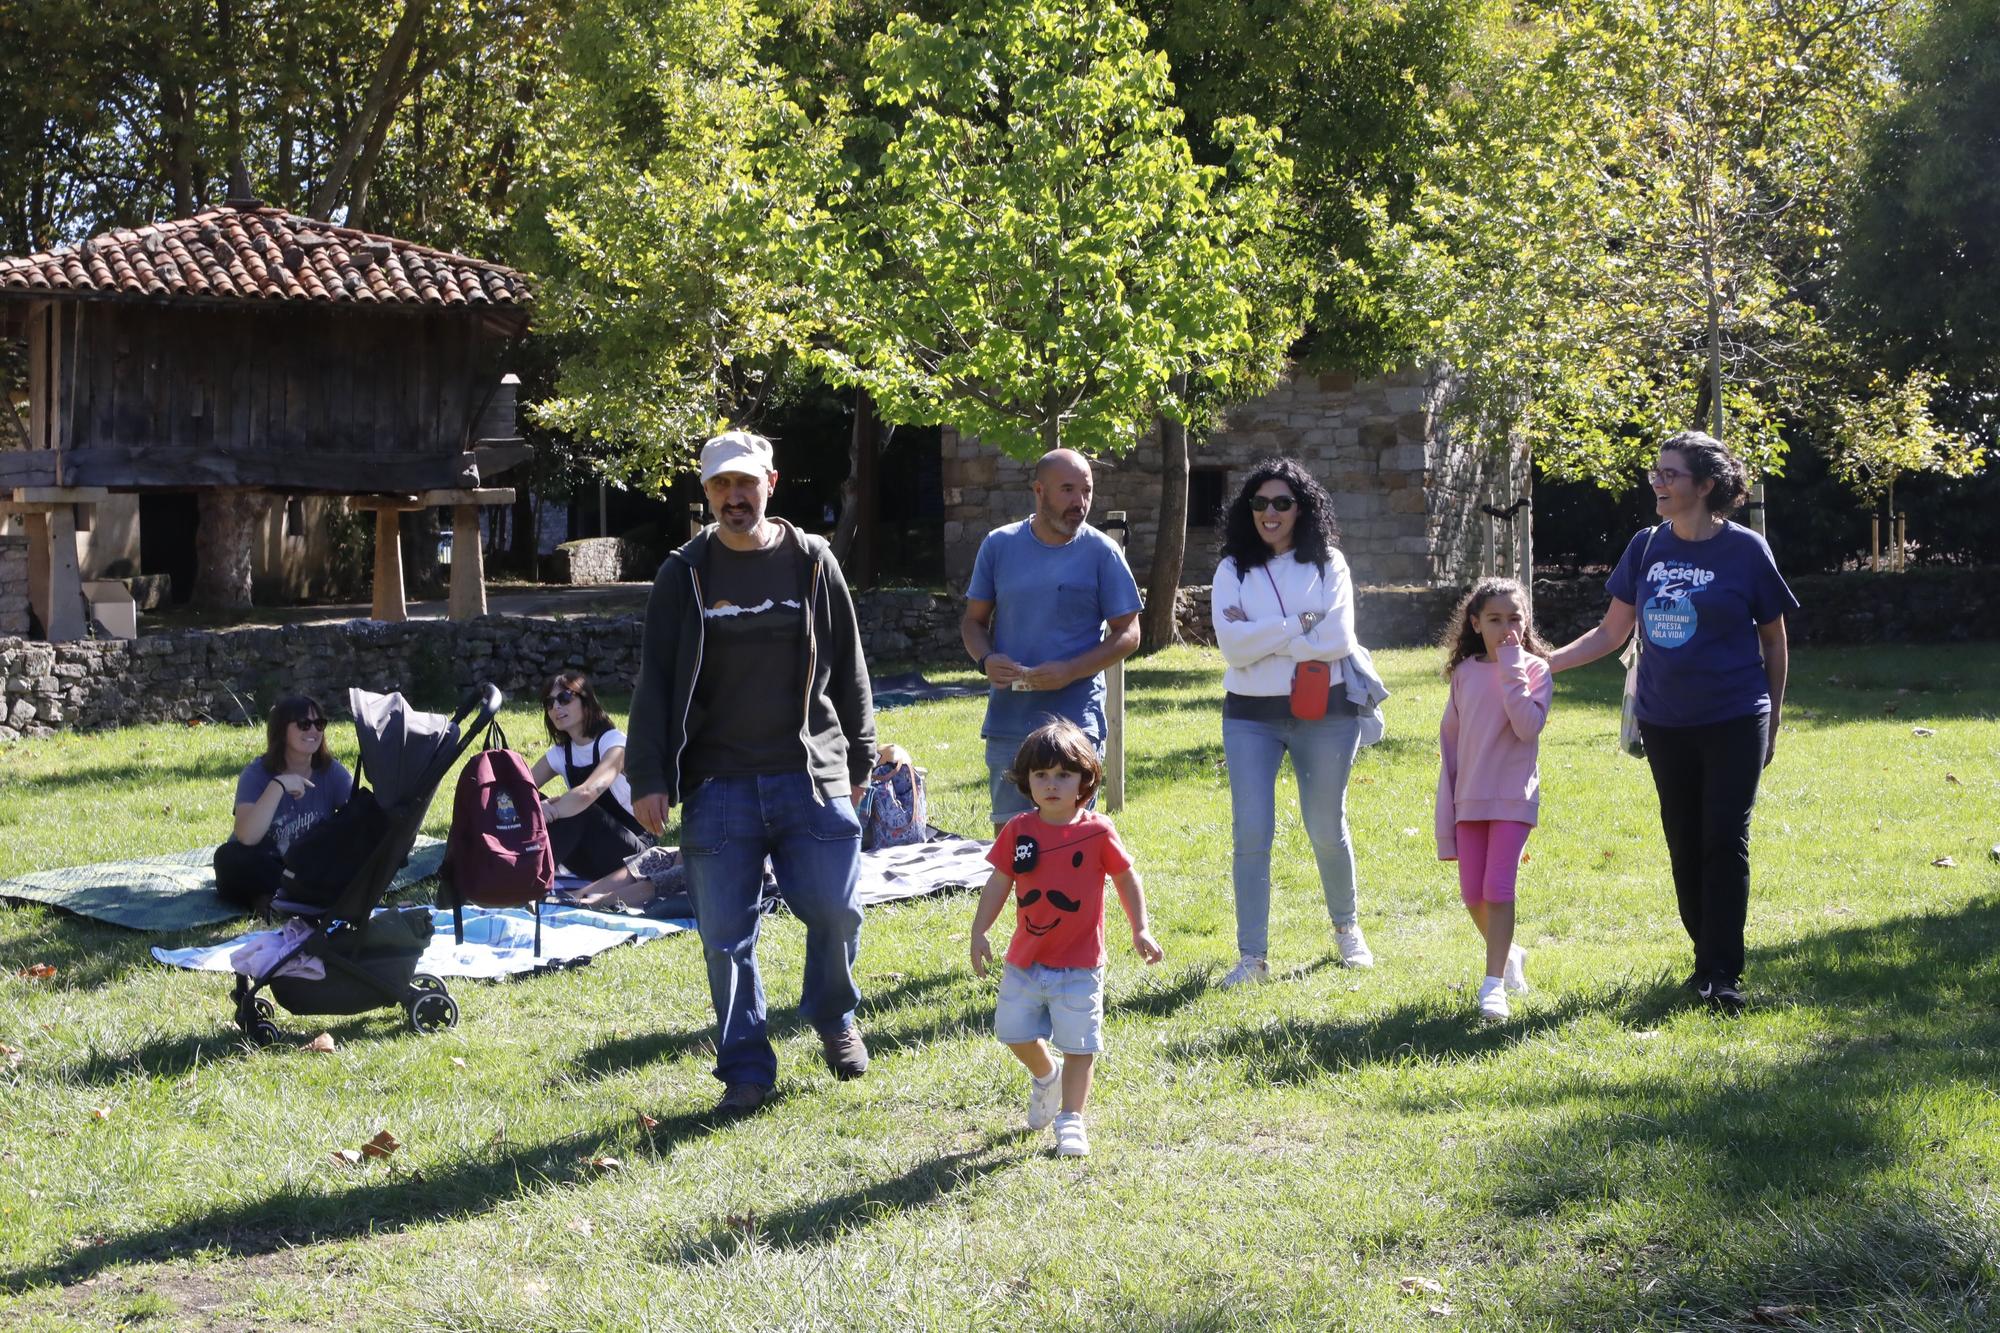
[626,430,878,1118]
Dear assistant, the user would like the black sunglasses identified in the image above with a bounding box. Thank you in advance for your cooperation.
[295,717,327,732]
[546,689,577,709]
[1249,495,1296,513]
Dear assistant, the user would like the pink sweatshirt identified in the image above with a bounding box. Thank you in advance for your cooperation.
[1436,644,1554,860]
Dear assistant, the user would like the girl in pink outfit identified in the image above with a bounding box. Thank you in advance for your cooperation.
[1436,579,1554,1021]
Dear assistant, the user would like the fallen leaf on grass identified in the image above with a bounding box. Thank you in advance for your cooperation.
[725,1211,759,1232]
[361,1130,401,1159]
[1944,773,1961,785]
[637,1111,660,1131]
[1932,857,1957,869]
[1751,1305,1809,1327]
[18,963,56,980]
[450,1057,467,1069]
[302,1033,336,1053]
[1911,725,1934,736]
[585,1155,623,1173]
[568,1217,594,1237]
[1399,1277,1446,1296]
[89,1106,111,1122]
[1519,851,1532,864]
[1427,1304,1456,1317]
[0,1042,23,1067]
[331,1149,363,1169]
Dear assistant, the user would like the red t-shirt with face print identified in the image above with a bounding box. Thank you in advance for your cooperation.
[986,810,1134,969]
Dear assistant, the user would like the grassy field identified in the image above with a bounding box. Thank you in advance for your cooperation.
[1,643,1997,1331]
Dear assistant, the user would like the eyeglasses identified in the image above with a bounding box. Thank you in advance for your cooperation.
[1647,467,1690,486]
[295,717,326,732]
[1248,496,1296,513]
[546,690,577,709]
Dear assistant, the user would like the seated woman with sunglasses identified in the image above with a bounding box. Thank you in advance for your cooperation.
[213,695,354,913]
[533,671,653,881]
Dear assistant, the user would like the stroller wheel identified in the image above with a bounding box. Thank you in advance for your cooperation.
[407,991,458,1035]
[409,973,448,996]
[246,1020,281,1048]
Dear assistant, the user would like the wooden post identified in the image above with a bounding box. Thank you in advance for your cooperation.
[1103,510,1128,813]
[26,507,85,640]
[1871,515,1880,572]
[449,504,485,619]
[1896,512,1908,571]
[372,507,407,622]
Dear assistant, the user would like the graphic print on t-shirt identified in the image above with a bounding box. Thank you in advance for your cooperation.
[1641,556,1717,650]
[985,811,1134,969]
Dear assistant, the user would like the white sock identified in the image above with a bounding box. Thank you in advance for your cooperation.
[1033,1067,1060,1086]
[1479,975,1504,995]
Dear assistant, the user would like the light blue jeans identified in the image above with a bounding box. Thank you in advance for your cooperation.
[1223,711,1363,958]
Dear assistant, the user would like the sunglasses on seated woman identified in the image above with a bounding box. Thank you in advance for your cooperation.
[294,716,326,731]
[1248,496,1296,513]
[545,689,577,709]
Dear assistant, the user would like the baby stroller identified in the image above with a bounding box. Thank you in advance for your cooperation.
[230,683,503,1046]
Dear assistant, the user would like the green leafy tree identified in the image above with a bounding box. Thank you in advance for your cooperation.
[524,0,844,486]
[1828,369,1985,519]
[810,0,1301,459]
[1841,0,2000,394]
[1379,0,1907,490]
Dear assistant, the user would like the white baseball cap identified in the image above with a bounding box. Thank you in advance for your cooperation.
[699,431,775,482]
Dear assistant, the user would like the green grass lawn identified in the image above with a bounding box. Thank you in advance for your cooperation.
[2,644,1997,1331]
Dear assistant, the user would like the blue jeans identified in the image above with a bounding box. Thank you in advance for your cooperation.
[1223,712,1363,957]
[680,771,864,1088]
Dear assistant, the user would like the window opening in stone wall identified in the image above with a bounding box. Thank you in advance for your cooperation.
[285,496,306,539]
[1188,467,1228,530]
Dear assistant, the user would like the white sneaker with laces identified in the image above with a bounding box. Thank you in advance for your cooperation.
[1479,977,1510,1021]
[1053,1111,1090,1158]
[1504,943,1530,994]
[1027,1065,1063,1131]
[1336,925,1374,969]
[1219,954,1270,989]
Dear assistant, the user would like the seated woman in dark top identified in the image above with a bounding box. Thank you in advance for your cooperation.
[213,695,354,912]
[533,671,652,881]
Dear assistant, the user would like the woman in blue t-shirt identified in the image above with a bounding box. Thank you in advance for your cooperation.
[1549,432,1798,1014]
[213,694,354,913]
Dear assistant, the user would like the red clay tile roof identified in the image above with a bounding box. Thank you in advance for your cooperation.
[0,205,531,312]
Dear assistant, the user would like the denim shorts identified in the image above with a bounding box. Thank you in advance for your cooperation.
[994,962,1106,1055]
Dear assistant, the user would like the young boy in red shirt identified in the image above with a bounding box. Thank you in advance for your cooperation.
[970,720,1163,1157]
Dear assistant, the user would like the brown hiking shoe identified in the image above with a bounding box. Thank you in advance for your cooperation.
[714,1082,770,1118]
[821,1024,869,1080]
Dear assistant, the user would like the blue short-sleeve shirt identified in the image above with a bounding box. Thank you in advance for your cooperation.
[232,758,354,853]
[1607,522,1798,728]
[967,518,1142,742]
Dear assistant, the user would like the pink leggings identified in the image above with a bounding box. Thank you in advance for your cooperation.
[1456,820,1532,905]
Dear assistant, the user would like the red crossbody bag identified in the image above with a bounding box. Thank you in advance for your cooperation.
[1264,567,1332,720]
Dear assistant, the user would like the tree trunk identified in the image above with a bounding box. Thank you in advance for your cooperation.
[1140,384,1190,652]
[308,0,430,219]
[192,491,265,610]
[832,388,890,585]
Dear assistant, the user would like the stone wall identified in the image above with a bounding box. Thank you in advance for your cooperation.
[0,536,26,638]
[548,537,634,585]
[940,364,1522,594]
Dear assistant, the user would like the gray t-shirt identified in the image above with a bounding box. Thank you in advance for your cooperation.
[232,758,353,853]
[686,541,807,782]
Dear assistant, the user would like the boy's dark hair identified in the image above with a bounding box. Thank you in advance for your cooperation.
[1007,720,1102,802]
[261,694,333,776]
[1660,429,1752,515]
[541,670,614,745]
[1440,577,1554,677]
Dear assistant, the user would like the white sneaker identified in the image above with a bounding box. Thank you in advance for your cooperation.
[1053,1111,1090,1158]
[1504,944,1530,994]
[1027,1066,1062,1131]
[1219,954,1270,989]
[1479,977,1510,1022]
[1336,925,1374,969]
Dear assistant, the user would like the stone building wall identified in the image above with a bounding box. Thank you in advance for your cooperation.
[940,365,1523,594]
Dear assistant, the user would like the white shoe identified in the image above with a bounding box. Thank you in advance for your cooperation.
[1219,954,1270,989]
[1053,1111,1090,1158]
[1504,944,1530,994]
[1027,1066,1062,1131]
[1336,925,1374,969]
[1479,978,1509,1022]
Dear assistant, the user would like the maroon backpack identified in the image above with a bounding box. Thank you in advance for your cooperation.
[441,728,555,950]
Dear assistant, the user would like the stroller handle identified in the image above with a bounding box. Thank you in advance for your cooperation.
[449,682,504,734]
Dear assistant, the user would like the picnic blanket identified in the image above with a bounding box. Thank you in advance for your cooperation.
[871,671,985,711]
[0,837,447,933]
[151,903,693,980]
[855,827,991,905]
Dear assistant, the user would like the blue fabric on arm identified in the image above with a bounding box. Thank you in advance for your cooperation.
[967,519,1141,741]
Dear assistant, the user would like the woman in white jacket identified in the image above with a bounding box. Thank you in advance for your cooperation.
[1211,458,1374,986]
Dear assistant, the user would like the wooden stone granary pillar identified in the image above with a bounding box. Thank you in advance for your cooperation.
[348,487,514,622]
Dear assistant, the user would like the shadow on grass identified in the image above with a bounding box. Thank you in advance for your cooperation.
[0,911,193,993]
[668,1131,1028,1262]
[42,1013,393,1088]
[2,751,258,794]
[1,1108,729,1293]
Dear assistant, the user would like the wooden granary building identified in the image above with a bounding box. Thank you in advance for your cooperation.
[0,203,531,639]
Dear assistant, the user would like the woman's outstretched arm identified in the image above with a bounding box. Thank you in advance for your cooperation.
[1549,599,1638,673]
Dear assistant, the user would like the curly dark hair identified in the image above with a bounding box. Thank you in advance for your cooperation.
[1006,720,1103,803]
[1219,457,1341,571]
[1660,430,1751,515]
[1440,578,1553,678]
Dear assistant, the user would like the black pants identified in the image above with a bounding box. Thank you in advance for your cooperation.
[213,837,285,910]
[1639,712,1769,985]
[547,801,651,881]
